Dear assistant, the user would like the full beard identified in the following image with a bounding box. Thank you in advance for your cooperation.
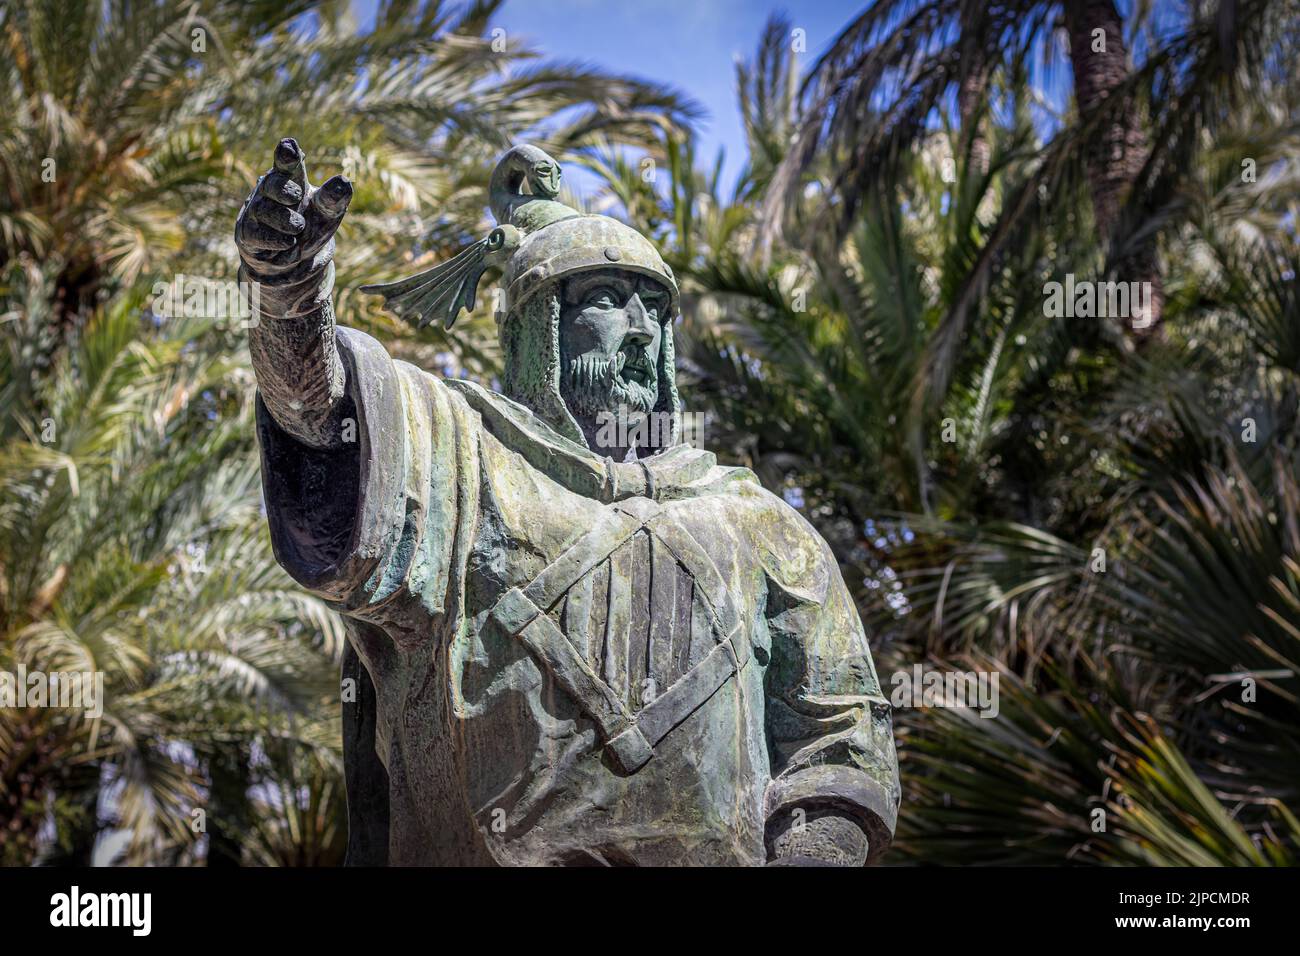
[562,351,659,421]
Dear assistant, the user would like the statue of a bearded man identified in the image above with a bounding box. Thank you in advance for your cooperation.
[236,138,900,866]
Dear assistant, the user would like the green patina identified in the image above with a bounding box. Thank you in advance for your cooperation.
[252,144,900,866]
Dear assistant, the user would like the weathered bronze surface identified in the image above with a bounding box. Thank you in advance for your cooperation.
[236,139,900,865]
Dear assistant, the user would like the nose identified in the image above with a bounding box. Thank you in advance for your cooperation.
[625,294,655,345]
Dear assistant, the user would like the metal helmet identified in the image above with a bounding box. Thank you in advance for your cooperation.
[502,212,678,318]
[360,144,683,452]
[362,144,678,329]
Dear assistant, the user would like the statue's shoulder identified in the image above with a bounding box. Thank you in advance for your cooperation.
[655,453,832,578]
[716,479,837,587]
[642,443,753,499]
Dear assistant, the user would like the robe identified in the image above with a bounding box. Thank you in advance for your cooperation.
[256,327,900,865]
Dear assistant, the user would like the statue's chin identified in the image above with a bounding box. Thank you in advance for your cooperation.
[560,353,660,457]
[564,396,660,459]
[562,368,657,420]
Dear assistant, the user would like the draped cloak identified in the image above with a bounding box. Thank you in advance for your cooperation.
[256,326,900,865]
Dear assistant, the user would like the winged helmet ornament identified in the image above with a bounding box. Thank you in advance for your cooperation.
[360,144,578,330]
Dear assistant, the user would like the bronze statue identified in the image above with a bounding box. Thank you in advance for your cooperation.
[236,138,900,865]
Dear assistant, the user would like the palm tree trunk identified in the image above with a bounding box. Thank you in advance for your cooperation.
[956,5,991,177]
[957,67,991,176]
[1063,0,1165,339]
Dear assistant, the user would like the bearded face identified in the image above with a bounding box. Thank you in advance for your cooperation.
[558,270,669,459]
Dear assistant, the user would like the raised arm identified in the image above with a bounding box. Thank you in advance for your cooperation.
[236,138,354,449]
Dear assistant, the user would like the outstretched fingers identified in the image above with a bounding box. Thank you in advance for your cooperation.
[312,174,353,220]
[250,196,306,233]
[237,213,296,252]
[255,171,304,207]
[237,138,352,273]
[297,174,353,258]
[273,138,309,192]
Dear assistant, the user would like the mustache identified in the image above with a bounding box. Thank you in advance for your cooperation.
[563,350,658,416]
[621,350,655,377]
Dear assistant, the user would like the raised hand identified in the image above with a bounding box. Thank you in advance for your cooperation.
[238,138,353,447]
[236,138,353,287]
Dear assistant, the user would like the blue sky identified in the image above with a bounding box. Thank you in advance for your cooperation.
[352,0,865,193]
[497,1,864,190]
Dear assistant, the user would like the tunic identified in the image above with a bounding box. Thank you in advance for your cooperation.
[256,327,900,865]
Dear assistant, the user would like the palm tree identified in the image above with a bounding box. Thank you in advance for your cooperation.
[0,265,346,863]
[762,0,1299,344]
[0,0,700,865]
[0,0,699,369]
[587,5,1300,863]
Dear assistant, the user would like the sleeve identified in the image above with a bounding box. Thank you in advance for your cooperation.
[762,525,901,863]
[341,635,389,865]
[255,326,478,625]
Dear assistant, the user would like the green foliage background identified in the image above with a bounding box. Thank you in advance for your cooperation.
[2,0,1298,865]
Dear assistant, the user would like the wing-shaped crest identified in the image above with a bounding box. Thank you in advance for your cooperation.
[359,236,493,330]
[361,225,519,331]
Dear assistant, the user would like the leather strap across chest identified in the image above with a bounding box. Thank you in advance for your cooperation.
[487,498,750,774]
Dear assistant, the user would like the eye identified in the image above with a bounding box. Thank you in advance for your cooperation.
[584,286,621,309]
